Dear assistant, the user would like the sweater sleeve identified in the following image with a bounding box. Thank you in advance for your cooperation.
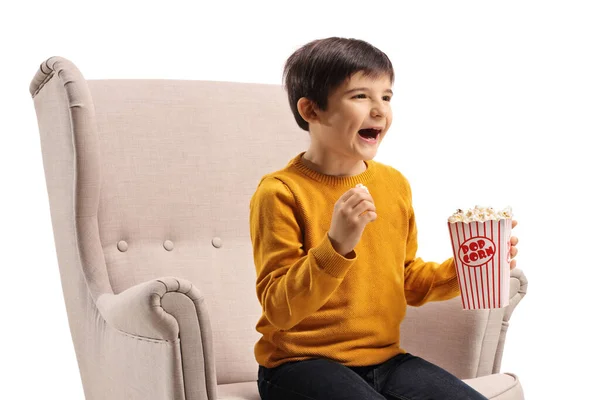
[402,186,460,306]
[250,177,356,330]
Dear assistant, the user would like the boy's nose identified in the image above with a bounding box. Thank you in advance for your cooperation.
[371,106,387,118]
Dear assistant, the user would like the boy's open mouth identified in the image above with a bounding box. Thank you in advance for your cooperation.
[358,128,381,140]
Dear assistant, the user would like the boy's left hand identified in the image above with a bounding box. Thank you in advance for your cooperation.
[509,219,519,270]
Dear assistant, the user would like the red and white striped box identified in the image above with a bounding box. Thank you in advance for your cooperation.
[448,218,512,310]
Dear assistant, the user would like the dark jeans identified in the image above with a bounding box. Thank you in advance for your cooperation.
[257,353,487,400]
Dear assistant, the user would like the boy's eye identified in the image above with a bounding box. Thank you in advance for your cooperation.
[353,94,392,101]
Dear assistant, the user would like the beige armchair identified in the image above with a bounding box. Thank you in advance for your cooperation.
[29,56,527,400]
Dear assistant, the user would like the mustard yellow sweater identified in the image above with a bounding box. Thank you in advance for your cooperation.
[249,152,460,368]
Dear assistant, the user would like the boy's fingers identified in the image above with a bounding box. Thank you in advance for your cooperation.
[353,200,375,215]
[354,199,376,214]
[359,210,377,222]
[512,219,518,228]
[510,236,519,245]
[367,211,377,222]
[345,192,374,209]
[340,187,365,203]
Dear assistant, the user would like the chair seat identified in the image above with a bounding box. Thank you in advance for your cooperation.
[217,372,523,400]
[217,381,260,400]
[464,372,524,400]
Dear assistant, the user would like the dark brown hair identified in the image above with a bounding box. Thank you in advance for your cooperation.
[282,37,395,131]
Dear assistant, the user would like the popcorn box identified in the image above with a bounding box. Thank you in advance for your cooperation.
[448,213,512,310]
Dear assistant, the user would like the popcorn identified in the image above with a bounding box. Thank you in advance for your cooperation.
[448,205,513,223]
[356,183,369,194]
[447,205,513,310]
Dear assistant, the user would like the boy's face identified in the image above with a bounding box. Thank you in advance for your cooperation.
[305,70,393,162]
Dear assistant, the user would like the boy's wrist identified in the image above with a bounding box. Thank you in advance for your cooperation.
[327,233,351,257]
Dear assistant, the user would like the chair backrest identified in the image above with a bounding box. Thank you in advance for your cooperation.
[31,57,310,385]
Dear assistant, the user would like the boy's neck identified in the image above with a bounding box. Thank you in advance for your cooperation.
[301,151,367,177]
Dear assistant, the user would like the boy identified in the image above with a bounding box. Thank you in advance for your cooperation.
[249,37,519,400]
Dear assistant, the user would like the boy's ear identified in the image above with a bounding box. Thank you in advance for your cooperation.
[297,97,319,125]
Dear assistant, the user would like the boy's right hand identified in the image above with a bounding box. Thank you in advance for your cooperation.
[328,187,377,257]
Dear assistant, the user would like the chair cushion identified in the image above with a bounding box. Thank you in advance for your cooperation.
[217,373,523,400]
[217,381,260,400]
[464,373,524,400]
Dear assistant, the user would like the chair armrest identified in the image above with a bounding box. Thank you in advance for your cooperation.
[503,268,528,322]
[96,277,218,399]
[97,277,218,399]
[492,268,528,374]
[400,268,528,379]
[96,276,205,341]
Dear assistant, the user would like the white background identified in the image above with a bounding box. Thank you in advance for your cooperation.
[2,1,599,398]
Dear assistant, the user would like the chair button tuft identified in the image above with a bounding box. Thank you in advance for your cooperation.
[212,237,222,248]
[117,240,128,252]
[163,240,174,251]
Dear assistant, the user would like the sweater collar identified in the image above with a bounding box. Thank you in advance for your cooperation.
[290,152,376,186]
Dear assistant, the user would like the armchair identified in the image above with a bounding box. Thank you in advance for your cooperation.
[30,56,527,399]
